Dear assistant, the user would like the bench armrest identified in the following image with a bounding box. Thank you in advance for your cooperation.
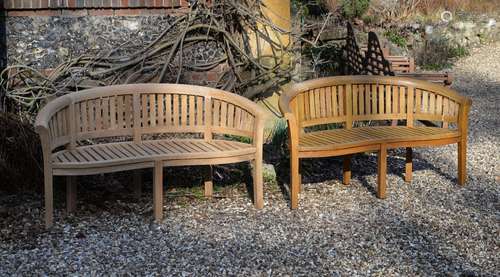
[459,97,472,136]
[278,90,300,152]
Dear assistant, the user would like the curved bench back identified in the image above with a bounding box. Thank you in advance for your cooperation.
[35,84,266,151]
[280,75,471,131]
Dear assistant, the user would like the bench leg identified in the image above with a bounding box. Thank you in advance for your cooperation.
[458,141,467,185]
[377,145,387,199]
[343,155,351,185]
[252,158,264,209]
[44,168,54,229]
[204,165,213,198]
[66,176,77,214]
[299,174,303,192]
[153,161,163,223]
[290,155,300,209]
[405,147,412,182]
[133,170,142,199]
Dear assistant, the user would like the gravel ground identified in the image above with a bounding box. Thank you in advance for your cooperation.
[1,44,499,276]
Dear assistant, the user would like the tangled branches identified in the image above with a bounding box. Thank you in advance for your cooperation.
[1,0,293,117]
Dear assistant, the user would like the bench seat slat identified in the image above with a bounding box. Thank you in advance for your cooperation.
[299,127,458,152]
[51,140,255,169]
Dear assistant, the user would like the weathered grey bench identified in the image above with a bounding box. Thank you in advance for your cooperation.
[35,84,267,228]
[279,75,471,208]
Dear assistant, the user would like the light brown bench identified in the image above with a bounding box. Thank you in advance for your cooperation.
[35,84,267,228]
[279,75,471,208]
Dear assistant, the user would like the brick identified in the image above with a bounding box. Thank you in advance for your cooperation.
[8,9,61,16]
[101,0,111,7]
[128,0,140,7]
[40,0,49,8]
[140,8,165,15]
[144,0,154,7]
[190,72,202,81]
[48,0,58,8]
[88,8,113,15]
[22,0,32,9]
[120,0,127,7]
[163,0,171,8]
[153,0,162,7]
[165,7,188,15]
[67,0,76,7]
[5,0,14,9]
[61,9,87,16]
[206,71,219,82]
[8,10,37,16]
[114,8,141,15]
[37,9,62,15]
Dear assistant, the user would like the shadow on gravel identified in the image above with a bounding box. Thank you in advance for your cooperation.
[273,150,460,200]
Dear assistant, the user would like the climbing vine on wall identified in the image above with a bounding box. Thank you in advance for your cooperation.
[1,0,293,118]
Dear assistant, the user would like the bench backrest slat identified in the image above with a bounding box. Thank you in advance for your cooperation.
[281,76,470,133]
[37,84,264,151]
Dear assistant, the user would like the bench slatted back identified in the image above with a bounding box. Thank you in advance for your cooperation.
[291,85,347,128]
[137,93,207,134]
[414,87,460,126]
[211,98,255,137]
[75,93,135,142]
[284,76,467,132]
[350,83,408,122]
[47,106,71,149]
[40,84,259,151]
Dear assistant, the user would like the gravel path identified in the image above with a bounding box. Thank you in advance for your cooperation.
[1,44,499,276]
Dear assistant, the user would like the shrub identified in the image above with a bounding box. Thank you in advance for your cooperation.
[384,30,408,48]
[269,118,288,152]
[449,45,469,58]
[322,0,340,12]
[304,42,345,78]
[292,0,329,17]
[418,0,499,15]
[341,0,370,19]
[368,0,420,24]
[416,38,470,70]
[0,113,42,193]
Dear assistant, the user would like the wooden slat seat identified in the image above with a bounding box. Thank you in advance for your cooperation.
[279,75,471,209]
[52,139,256,170]
[299,127,458,153]
[35,84,267,228]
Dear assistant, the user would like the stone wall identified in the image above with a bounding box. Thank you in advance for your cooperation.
[2,0,228,86]
[7,15,175,68]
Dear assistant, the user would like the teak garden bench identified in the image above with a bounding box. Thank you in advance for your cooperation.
[35,84,267,228]
[279,75,471,208]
